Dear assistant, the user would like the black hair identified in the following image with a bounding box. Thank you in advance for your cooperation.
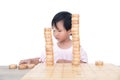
[51,11,72,31]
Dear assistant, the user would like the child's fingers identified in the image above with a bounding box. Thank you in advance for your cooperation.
[19,59,30,64]
[19,60,26,64]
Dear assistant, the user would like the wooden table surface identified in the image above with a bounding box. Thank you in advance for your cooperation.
[21,63,120,80]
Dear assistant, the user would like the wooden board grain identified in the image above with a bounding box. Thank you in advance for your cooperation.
[21,63,120,80]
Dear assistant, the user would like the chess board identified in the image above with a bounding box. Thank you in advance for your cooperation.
[21,63,120,80]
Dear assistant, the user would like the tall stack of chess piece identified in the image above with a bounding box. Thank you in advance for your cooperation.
[72,14,80,66]
[44,28,54,66]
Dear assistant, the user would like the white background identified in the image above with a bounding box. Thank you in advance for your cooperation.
[0,0,120,66]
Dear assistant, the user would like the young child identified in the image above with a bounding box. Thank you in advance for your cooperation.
[19,11,88,65]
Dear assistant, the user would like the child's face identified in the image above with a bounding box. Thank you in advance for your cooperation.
[52,21,71,42]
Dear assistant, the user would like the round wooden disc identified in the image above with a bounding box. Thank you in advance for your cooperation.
[9,64,17,69]
[27,64,35,69]
[18,64,28,70]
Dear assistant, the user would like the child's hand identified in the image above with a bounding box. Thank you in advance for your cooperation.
[19,57,41,65]
[56,59,71,63]
[19,59,31,65]
[31,57,40,65]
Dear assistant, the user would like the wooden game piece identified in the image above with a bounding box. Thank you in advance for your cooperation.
[72,24,79,28]
[72,41,80,45]
[73,45,80,48]
[72,61,80,66]
[72,58,80,61]
[72,29,79,32]
[44,35,52,38]
[46,55,54,59]
[46,58,54,62]
[44,28,51,32]
[72,20,79,24]
[18,64,28,70]
[72,17,79,20]
[72,29,79,33]
[46,48,53,52]
[72,32,79,36]
[95,61,104,66]
[46,62,54,66]
[9,64,17,69]
[72,37,80,41]
[45,38,52,42]
[27,64,36,69]
[73,55,80,58]
[72,17,79,21]
[73,54,80,58]
[45,42,53,45]
[72,14,79,18]
[73,46,80,52]
[72,34,80,38]
[46,51,53,55]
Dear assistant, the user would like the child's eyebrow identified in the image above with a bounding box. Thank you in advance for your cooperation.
[52,27,60,31]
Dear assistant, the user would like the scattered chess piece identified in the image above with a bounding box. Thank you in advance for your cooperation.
[27,64,35,69]
[9,64,17,69]
[18,64,28,70]
[95,61,104,66]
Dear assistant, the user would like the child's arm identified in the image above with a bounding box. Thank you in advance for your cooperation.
[19,57,41,65]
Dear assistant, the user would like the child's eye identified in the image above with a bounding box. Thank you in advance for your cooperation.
[58,30,61,32]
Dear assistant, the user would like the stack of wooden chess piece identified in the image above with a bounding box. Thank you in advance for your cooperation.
[44,28,54,66]
[72,14,80,66]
